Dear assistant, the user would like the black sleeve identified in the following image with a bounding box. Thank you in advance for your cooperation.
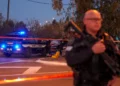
[65,42,93,66]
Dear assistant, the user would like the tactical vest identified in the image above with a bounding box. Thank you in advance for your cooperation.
[80,32,115,81]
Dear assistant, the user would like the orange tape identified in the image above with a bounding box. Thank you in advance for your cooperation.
[0,36,62,40]
[0,72,73,84]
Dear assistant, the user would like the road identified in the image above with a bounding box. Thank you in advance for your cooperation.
[0,55,73,86]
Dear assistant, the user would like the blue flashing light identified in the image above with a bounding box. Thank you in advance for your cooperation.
[1,44,6,48]
[14,44,21,49]
[18,31,25,35]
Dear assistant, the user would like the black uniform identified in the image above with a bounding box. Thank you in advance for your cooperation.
[58,39,68,55]
[65,30,119,86]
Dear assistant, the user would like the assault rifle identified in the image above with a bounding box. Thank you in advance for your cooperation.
[64,20,120,75]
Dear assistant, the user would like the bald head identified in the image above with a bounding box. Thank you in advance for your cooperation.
[84,9,102,19]
[83,9,103,35]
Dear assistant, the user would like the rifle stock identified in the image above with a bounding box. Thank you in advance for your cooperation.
[64,20,84,37]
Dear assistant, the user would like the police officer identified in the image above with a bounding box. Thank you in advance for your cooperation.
[65,9,119,86]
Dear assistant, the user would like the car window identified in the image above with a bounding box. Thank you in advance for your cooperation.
[50,40,60,46]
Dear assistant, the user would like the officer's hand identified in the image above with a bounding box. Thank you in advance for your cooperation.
[92,40,106,54]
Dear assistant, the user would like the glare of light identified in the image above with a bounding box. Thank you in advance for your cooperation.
[4,78,25,83]
[0,72,73,84]
[1,48,4,50]
[45,21,48,23]
[16,48,21,51]
[16,77,23,81]
[1,44,6,48]
[52,17,55,20]
[19,31,25,35]
[15,45,19,49]
[14,44,21,49]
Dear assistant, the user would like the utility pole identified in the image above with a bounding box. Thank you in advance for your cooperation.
[7,0,10,23]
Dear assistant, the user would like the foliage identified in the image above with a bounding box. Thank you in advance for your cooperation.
[27,19,41,31]
[52,0,63,15]
[99,0,120,36]
[33,19,65,38]
[15,21,26,29]
[26,19,65,38]
[1,20,15,35]
[0,12,65,38]
[51,0,120,37]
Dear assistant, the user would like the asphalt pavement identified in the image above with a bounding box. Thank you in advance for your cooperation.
[0,55,73,86]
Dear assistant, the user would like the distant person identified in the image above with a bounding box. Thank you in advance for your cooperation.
[58,37,68,55]
[46,40,51,56]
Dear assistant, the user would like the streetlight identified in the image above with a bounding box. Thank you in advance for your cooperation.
[52,17,55,20]
[45,21,48,23]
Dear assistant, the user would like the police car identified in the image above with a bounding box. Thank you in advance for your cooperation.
[0,30,48,57]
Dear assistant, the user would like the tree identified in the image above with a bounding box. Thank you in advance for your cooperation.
[14,21,28,32]
[99,0,120,37]
[1,20,15,35]
[52,0,63,15]
[15,21,26,28]
[27,19,41,31]
[52,0,120,37]
[38,20,64,38]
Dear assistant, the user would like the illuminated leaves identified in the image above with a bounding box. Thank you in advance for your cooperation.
[52,0,63,13]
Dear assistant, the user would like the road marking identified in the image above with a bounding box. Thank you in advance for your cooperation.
[0,60,25,64]
[23,67,41,74]
[36,59,67,66]
[0,66,41,75]
[0,58,46,65]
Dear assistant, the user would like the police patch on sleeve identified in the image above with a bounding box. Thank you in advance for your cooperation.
[66,46,73,51]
